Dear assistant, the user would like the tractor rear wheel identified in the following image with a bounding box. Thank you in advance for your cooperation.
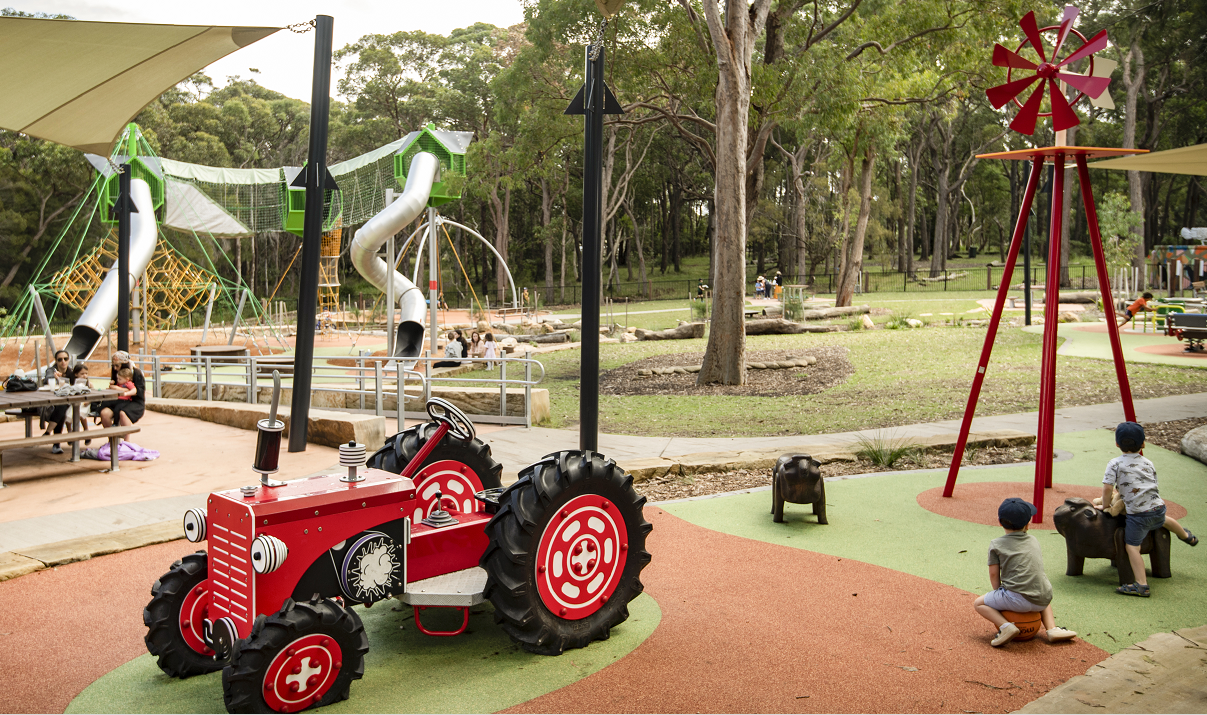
[144,551,223,678]
[222,597,368,714]
[481,450,652,655]
[367,422,502,519]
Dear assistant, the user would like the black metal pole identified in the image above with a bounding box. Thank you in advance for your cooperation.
[1023,201,1033,326]
[288,15,334,453]
[117,164,131,352]
[578,46,605,453]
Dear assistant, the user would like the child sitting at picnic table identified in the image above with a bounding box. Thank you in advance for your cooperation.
[114,367,137,401]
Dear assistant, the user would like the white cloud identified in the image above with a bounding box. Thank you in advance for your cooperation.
[15,0,526,100]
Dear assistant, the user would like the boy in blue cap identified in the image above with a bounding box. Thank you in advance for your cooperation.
[974,497,1077,646]
[1103,422,1197,598]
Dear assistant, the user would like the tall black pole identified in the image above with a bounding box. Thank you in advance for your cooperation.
[116,164,131,352]
[578,46,605,453]
[288,15,334,453]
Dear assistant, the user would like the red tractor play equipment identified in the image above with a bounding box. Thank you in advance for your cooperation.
[143,386,651,713]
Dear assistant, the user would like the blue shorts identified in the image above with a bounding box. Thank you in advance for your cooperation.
[983,588,1045,613]
[1124,506,1166,546]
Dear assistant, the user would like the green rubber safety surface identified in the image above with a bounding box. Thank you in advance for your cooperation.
[664,429,1206,655]
[68,594,659,714]
[1023,323,1207,368]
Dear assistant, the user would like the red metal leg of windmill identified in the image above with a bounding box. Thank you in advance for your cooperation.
[1076,154,1137,422]
[942,156,1046,498]
[1033,153,1067,521]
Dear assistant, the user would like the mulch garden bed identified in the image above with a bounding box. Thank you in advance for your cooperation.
[599,347,854,397]
[1134,416,1207,454]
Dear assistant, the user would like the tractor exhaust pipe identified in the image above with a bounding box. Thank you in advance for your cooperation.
[349,152,439,360]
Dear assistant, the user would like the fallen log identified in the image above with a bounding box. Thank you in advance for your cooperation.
[744,319,838,335]
[800,305,870,321]
[523,331,571,344]
[634,323,706,340]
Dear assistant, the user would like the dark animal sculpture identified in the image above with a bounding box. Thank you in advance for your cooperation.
[1052,497,1171,585]
[772,454,826,524]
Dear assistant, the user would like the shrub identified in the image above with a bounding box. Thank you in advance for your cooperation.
[783,295,805,321]
[854,432,918,468]
[690,299,709,322]
[846,316,865,331]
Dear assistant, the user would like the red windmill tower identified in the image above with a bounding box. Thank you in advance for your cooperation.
[941,6,1148,522]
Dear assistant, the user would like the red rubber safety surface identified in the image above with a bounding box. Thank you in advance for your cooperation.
[0,511,1107,714]
[507,509,1107,714]
[917,481,1186,530]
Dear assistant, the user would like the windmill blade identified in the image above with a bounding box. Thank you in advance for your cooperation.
[1058,29,1108,68]
[987,74,1041,109]
[1019,11,1047,63]
[1049,79,1081,131]
[1010,83,1047,135]
[993,43,1037,70]
[1052,5,1080,59]
[1089,57,1117,109]
[1056,71,1111,98]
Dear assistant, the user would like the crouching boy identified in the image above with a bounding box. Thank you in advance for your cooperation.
[973,497,1077,646]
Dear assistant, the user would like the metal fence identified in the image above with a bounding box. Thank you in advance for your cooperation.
[76,351,546,430]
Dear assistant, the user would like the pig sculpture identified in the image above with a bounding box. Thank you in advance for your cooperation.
[1052,497,1171,585]
[772,454,826,524]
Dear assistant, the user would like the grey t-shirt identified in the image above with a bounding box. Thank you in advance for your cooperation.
[988,531,1053,608]
[1103,454,1165,514]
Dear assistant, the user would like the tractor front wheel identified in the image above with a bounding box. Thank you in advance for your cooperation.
[144,551,222,678]
[222,598,368,714]
[481,450,652,655]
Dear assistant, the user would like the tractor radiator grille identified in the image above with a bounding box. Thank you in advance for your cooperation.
[208,503,255,638]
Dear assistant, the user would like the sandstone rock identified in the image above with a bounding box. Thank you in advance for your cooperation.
[685,365,701,373]
[906,318,923,328]
[1182,426,1207,465]
[637,369,652,377]
[619,333,637,343]
[1058,311,1081,323]
[672,367,688,374]
[860,314,875,330]
[626,326,637,334]
[748,362,766,369]
[776,361,797,369]
[477,320,489,332]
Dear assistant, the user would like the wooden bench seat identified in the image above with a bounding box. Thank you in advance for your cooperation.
[0,425,141,487]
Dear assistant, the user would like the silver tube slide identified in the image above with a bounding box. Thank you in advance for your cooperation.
[64,178,159,360]
[350,152,438,359]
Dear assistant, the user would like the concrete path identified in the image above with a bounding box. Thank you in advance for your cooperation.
[2,392,1204,578]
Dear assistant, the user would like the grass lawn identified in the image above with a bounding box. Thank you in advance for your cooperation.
[532,326,1205,437]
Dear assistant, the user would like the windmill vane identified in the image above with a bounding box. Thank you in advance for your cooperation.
[987,5,1111,136]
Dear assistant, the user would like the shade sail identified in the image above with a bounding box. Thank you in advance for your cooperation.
[1089,143,1207,176]
[0,17,278,154]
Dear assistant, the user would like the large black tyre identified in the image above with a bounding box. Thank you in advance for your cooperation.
[367,422,502,515]
[144,551,223,678]
[222,598,368,714]
[481,450,652,655]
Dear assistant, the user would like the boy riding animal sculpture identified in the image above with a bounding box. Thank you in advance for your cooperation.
[1052,497,1171,585]
[772,454,827,524]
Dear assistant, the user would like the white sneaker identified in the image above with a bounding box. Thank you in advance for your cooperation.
[50,445,63,454]
[1045,626,1077,642]
[991,621,1021,647]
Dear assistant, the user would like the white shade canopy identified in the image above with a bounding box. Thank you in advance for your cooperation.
[1090,143,1207,177]
[0,16,278,154]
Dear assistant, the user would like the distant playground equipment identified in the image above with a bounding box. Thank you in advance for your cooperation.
[2,122,516,370]
[944,7,1145,521]
[1165,312,1207,352]
[1147,244,1207,297]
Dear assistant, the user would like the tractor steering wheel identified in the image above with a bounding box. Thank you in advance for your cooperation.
[426,397,475,442]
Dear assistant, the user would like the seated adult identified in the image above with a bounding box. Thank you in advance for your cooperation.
[41,349,77,454]
[98,350,145,436]
[434,331,464,367]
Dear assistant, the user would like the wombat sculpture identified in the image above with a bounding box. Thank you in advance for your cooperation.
[1052,497,1171,585]
[772,454,826,524]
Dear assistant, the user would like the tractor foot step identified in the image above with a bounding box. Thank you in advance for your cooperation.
[400,567,486,607]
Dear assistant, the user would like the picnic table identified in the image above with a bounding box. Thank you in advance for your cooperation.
[0,387,124,462]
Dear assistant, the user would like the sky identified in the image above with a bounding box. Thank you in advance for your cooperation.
[13,0,528,101]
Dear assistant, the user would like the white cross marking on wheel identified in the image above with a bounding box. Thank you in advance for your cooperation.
[285,657,323,693]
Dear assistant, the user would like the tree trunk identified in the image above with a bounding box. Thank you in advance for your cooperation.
[624,201,651,298]
[1120,41,1147,283]
[541,177,555,304]
[697,0,772,385]
[635,322,706,340]
[836,145,876,307]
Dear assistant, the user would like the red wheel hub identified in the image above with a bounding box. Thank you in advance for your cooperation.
[535,494,628,620]
[411,460,485,522]
[262,634,343,713]
[178,582,213,656]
